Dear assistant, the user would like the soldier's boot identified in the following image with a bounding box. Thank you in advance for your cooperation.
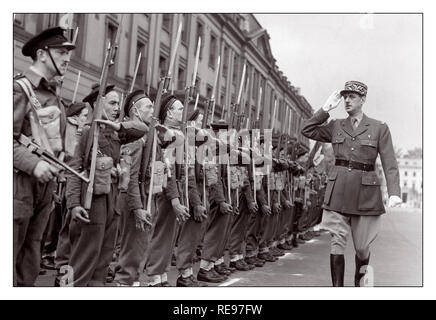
[245,256,264,268]
[214,263,231,276]
[330,254,345,287]
[258,252,276,262]
[197,268,226,283]
[354,254,370,287]
[230,259,250,271]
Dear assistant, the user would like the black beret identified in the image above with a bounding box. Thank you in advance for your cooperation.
[82,83,116,106]
[66,102,88,117]
[124,89,148,117]
[159,93,177,123]
[22,27,75,58]
[211,119,229,131]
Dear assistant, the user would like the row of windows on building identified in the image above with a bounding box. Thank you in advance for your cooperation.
[403,181,422,190]
[403,171,419,177]
[14,13,310,138]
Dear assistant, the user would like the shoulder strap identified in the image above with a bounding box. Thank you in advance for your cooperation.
[15,78,54,154]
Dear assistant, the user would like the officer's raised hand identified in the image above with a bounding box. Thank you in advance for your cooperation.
[71,206,90,224]
[247,201,259,214]
[219,202,233,215]
[193,205,207,223]
[322,90,342,112]
[388,195,402,208]
[171,198,190,223]
[33,160,59,183]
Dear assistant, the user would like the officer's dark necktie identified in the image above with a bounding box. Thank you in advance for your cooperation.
[352,118,359,129]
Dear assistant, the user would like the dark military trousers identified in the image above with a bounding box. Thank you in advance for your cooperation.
[245,210,266,257]
[145,194,178,276]
[54,208,72,270]
[114,192,149,285]
[41,199,64,257]
[228,193,251,258]
[68,188,118,286]
[14,171,56,286]
[221,189,239,255]
[176,216,208,271]
[279,206,294,239]
[201,201,233,263]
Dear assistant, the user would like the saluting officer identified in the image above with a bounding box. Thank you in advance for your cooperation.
[301,80,402,287]
[13,27,75,286]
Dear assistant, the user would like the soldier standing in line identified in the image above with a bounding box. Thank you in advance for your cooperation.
[196,120,234,283]
[301,81,402,286]
[111,90,154,286]
[14,27,76,286]
[174,108,209,287]
[54,101,89,286]
[65,84,147,286]
[244,134,271,267]
[144,94,191,287]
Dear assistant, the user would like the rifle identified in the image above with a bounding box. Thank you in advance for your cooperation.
[178,37,201,208]
[18,134,89,184]
[250,86,263,205]
[83,15,124,210]
[119,52,142,122]
[139,20,182,214]
[71,70,81,104]
[267,99,277,207]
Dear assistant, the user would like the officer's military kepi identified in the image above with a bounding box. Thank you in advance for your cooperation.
[340,80,368,97]
[22,27,76,58]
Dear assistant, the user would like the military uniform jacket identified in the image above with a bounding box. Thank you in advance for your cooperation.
[121,129,182,214]
[66,121,147,210]
[13,68,67,176]
[301,108,400,216]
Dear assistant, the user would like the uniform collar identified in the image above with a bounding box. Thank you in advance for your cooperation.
[24,66,57,92]
[342,113,369,137]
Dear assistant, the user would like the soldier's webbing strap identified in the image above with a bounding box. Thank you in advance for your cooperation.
[15,78,54,155]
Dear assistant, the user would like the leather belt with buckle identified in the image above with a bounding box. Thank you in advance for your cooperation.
[335,159,374,172]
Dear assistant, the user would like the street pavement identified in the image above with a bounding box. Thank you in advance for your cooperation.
[35,207,422,287]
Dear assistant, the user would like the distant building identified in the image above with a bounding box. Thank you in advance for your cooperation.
[376,156,422,208]
[398,157,422,208]
[13,13,313,151]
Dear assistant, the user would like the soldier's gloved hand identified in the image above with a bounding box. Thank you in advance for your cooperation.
[261,204,272,216]
[388,195,402,208]
[71,206,90,224]
[322,90,342,112]
[33,160,59,184]
[193,205,207,223]
[247,201,259,215]
[219,202,233,215]
[94,119,121,131]
[134,209,152,232]
[171,198,190,223]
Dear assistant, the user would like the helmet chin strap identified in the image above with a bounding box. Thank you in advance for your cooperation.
[44,47,62,77]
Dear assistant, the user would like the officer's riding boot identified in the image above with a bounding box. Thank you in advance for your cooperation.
[330,254,345,287]
[354,254,370,287]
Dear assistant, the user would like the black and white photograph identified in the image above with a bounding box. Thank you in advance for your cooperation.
[5,1,430,302]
